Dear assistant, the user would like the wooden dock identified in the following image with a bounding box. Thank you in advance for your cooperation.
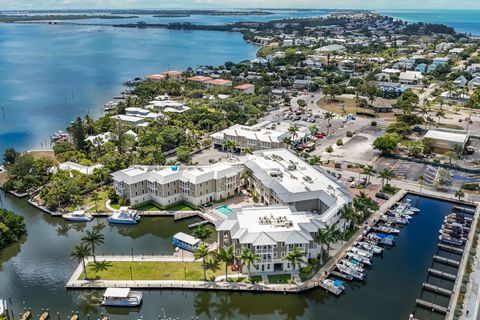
[188,220,210,228]
[39,310,49,320]
[453,205,475,214]
[422,282,452,296]
[416,299,449,314]
[428,268,457,281]
[70,314,79,320]
[173,211,198,221]
[433,255,460,267]
[21,309,32,320]
[438,243,464,254]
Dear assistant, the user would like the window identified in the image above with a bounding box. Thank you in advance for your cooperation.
[281,252,285,258]
[273,252,277,258]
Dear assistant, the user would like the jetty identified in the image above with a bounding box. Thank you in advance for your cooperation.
[416,299,448,314]
[438,243,464,254]
[20,309,32,320]
[39,310,49,320]
[432,255,460,267]
[422,283,452,296]
[428,268,457,281]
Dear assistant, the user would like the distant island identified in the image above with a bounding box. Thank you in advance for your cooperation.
[0,14,138,23]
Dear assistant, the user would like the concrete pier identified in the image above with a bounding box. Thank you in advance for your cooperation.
[433,255,460,267]
[422,283,452,296]
[428,268,457,281]
[416,299,448,314]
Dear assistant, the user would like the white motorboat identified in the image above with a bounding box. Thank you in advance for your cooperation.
[0,299,6,316]
[335,263,365,281]
[346,252,372,266]
[372,225,400,234]
[357,241,383,255]
[62,210,93,222]
[367,233,395,246]
[100,288,142,307]
[339,259,364,273]
[321,279,345,295]
[349,246,373,259]
[107,207,140,225]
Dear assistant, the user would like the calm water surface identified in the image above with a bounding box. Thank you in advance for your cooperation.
[0,23,257,155]
[0,191,460,319]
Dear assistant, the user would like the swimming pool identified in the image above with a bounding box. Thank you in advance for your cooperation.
[215,204,233,215]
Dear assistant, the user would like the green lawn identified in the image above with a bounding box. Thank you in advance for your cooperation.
[85,190,109,213]
[134,201,163,211]
[84,259,225,281]
[268,274,292,284]
[110,202,121,209]
[166,202,196,211]
[435,123,464,130]
[250,275,262,283]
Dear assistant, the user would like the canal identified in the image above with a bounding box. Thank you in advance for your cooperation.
[0,192,463,319]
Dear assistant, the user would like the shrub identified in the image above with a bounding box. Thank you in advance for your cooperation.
[336,139,343,146]
[371,121,377,126]
[347,164,353,168]
[326,146,333,153]
[346,131,353,137]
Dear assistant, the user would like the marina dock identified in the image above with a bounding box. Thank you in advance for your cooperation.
[438,243,464,254]
[20,309,32,320]
[416,299,449,314]
[39,310,49,320]
[433,255,460,267]
[428,268,457,281]
[422,283,452,296]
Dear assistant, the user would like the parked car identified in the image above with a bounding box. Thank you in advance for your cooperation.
[336,173,342,179]
[359,178,367,185]
[349,182,357,188]
[208,159,217,164]
[375,192,390,200]
[347,176,355,182]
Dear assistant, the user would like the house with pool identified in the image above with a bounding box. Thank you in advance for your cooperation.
[111,160,243,208]
[216,205,324,273]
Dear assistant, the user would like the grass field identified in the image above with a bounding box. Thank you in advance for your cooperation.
[84,259,225,281]
[166,202,196,211]
[317,97,396,119]
[134,201,163,211]
[85,190,109,213]
[268,274,292,284]
[133,201,195,212]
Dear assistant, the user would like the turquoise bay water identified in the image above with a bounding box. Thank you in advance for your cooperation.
[0,23,257,155]
[379,9,480,35]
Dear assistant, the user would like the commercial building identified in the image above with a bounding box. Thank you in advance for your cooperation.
[424,130,469,153]
[210,123,289,153]
[243,149,351,226]
[112,160,243,207]
[216,205,324,273]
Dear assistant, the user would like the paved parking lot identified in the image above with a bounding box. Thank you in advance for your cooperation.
[191,147,229,166]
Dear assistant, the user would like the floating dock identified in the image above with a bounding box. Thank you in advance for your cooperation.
[39,310,49,320]
[416,299,448,314]
[438,243,464,254]
[422,283,452,296]
[428,268,457,281]
[20,309,32,320]
[432,255,460,267]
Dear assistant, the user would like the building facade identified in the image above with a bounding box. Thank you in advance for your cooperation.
[112,161,243,208]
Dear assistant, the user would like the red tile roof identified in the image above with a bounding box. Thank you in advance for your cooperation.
[234,84,255,90]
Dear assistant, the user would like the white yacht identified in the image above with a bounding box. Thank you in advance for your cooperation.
[349,246,373,259]
[346,252,372,266]
[335,263,365,281]
[62,210,93,222]
[357,241,383,255]
[107,207,140,225]
[322,279,345,295]
[100,288,142,307]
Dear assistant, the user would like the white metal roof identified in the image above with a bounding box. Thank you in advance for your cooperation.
[424,130,469,144]
[104,288,130,298]
[173,232,201,246]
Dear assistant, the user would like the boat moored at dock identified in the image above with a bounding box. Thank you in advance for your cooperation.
[62,210,93,222]
[100,288,142,307]
[107,207,140,225]
[321,279,346,296]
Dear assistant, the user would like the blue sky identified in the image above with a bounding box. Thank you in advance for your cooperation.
[2,0,480,10]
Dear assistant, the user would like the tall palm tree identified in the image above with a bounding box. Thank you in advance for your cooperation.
[362,165,374,185]
[435,110,446,124]
[240,168,252,187]
[339,204,355,242]
[238,248,260,281]
[71,244,91,280]
[217,246,234,282]
[243,147,254,155]
[81,230,104,263]
[282,136,293,149]
[455,189,465,200]
[324,112,335,135]
[90,260,112,274]
[308,124,318,136]
[194,244,210,281]
[223,140,237,158]
[379,168,395,188]
[314,229,330,264]
[288,125,299,142]
[90,192,100,213]
[325,225,341,254]
[309,155,322,166]
[284,247,306,282]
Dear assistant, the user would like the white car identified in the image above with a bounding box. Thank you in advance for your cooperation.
[349,182,357,188]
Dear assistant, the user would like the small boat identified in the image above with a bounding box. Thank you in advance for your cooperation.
[62,210,93,222]
[107,207,140,225]
[321,279,345,295]
[346,252,372,266]
[372,225,400,234]
[339,259,364,273]
[335,263,365,281]
[100,288,142,307]
[0,299,7,316]
[439,234,464,247]
[357,241,383,254]
[331,270,354,281]
[50,130,68,142]
[367,233,395,246]
[349,247,373,259]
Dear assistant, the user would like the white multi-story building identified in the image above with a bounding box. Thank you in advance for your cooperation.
[112,161,243,207]
[243,149,352,226]
[216,205,324,273]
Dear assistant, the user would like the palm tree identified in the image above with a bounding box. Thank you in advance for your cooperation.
[283,247,306,282]
[194,244,210,281]
[223,140,237,158]
[325,225,341,254]
[282,136,293,149]
[217,246,234,282]
[314,229,330,264]
[455,189,465,200]
[288,125,299,142]
[244,147,254,155]
[308,124,318,136]
[324,112,335,135]
[435,110,446,124]
[238,248,260,281]
[339,204,355,242]
[193,225,212,242]
[379,168,395,188]
[419,175,425,194]
[362,165,374,185]
[240,168,252,187]
[71,244,91,280]
[309,155,322,166]
[90,192,100,213]
[81,230,104,263]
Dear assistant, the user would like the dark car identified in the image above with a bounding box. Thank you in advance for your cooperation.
[375,192,390,200]
[347,176,355,182]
